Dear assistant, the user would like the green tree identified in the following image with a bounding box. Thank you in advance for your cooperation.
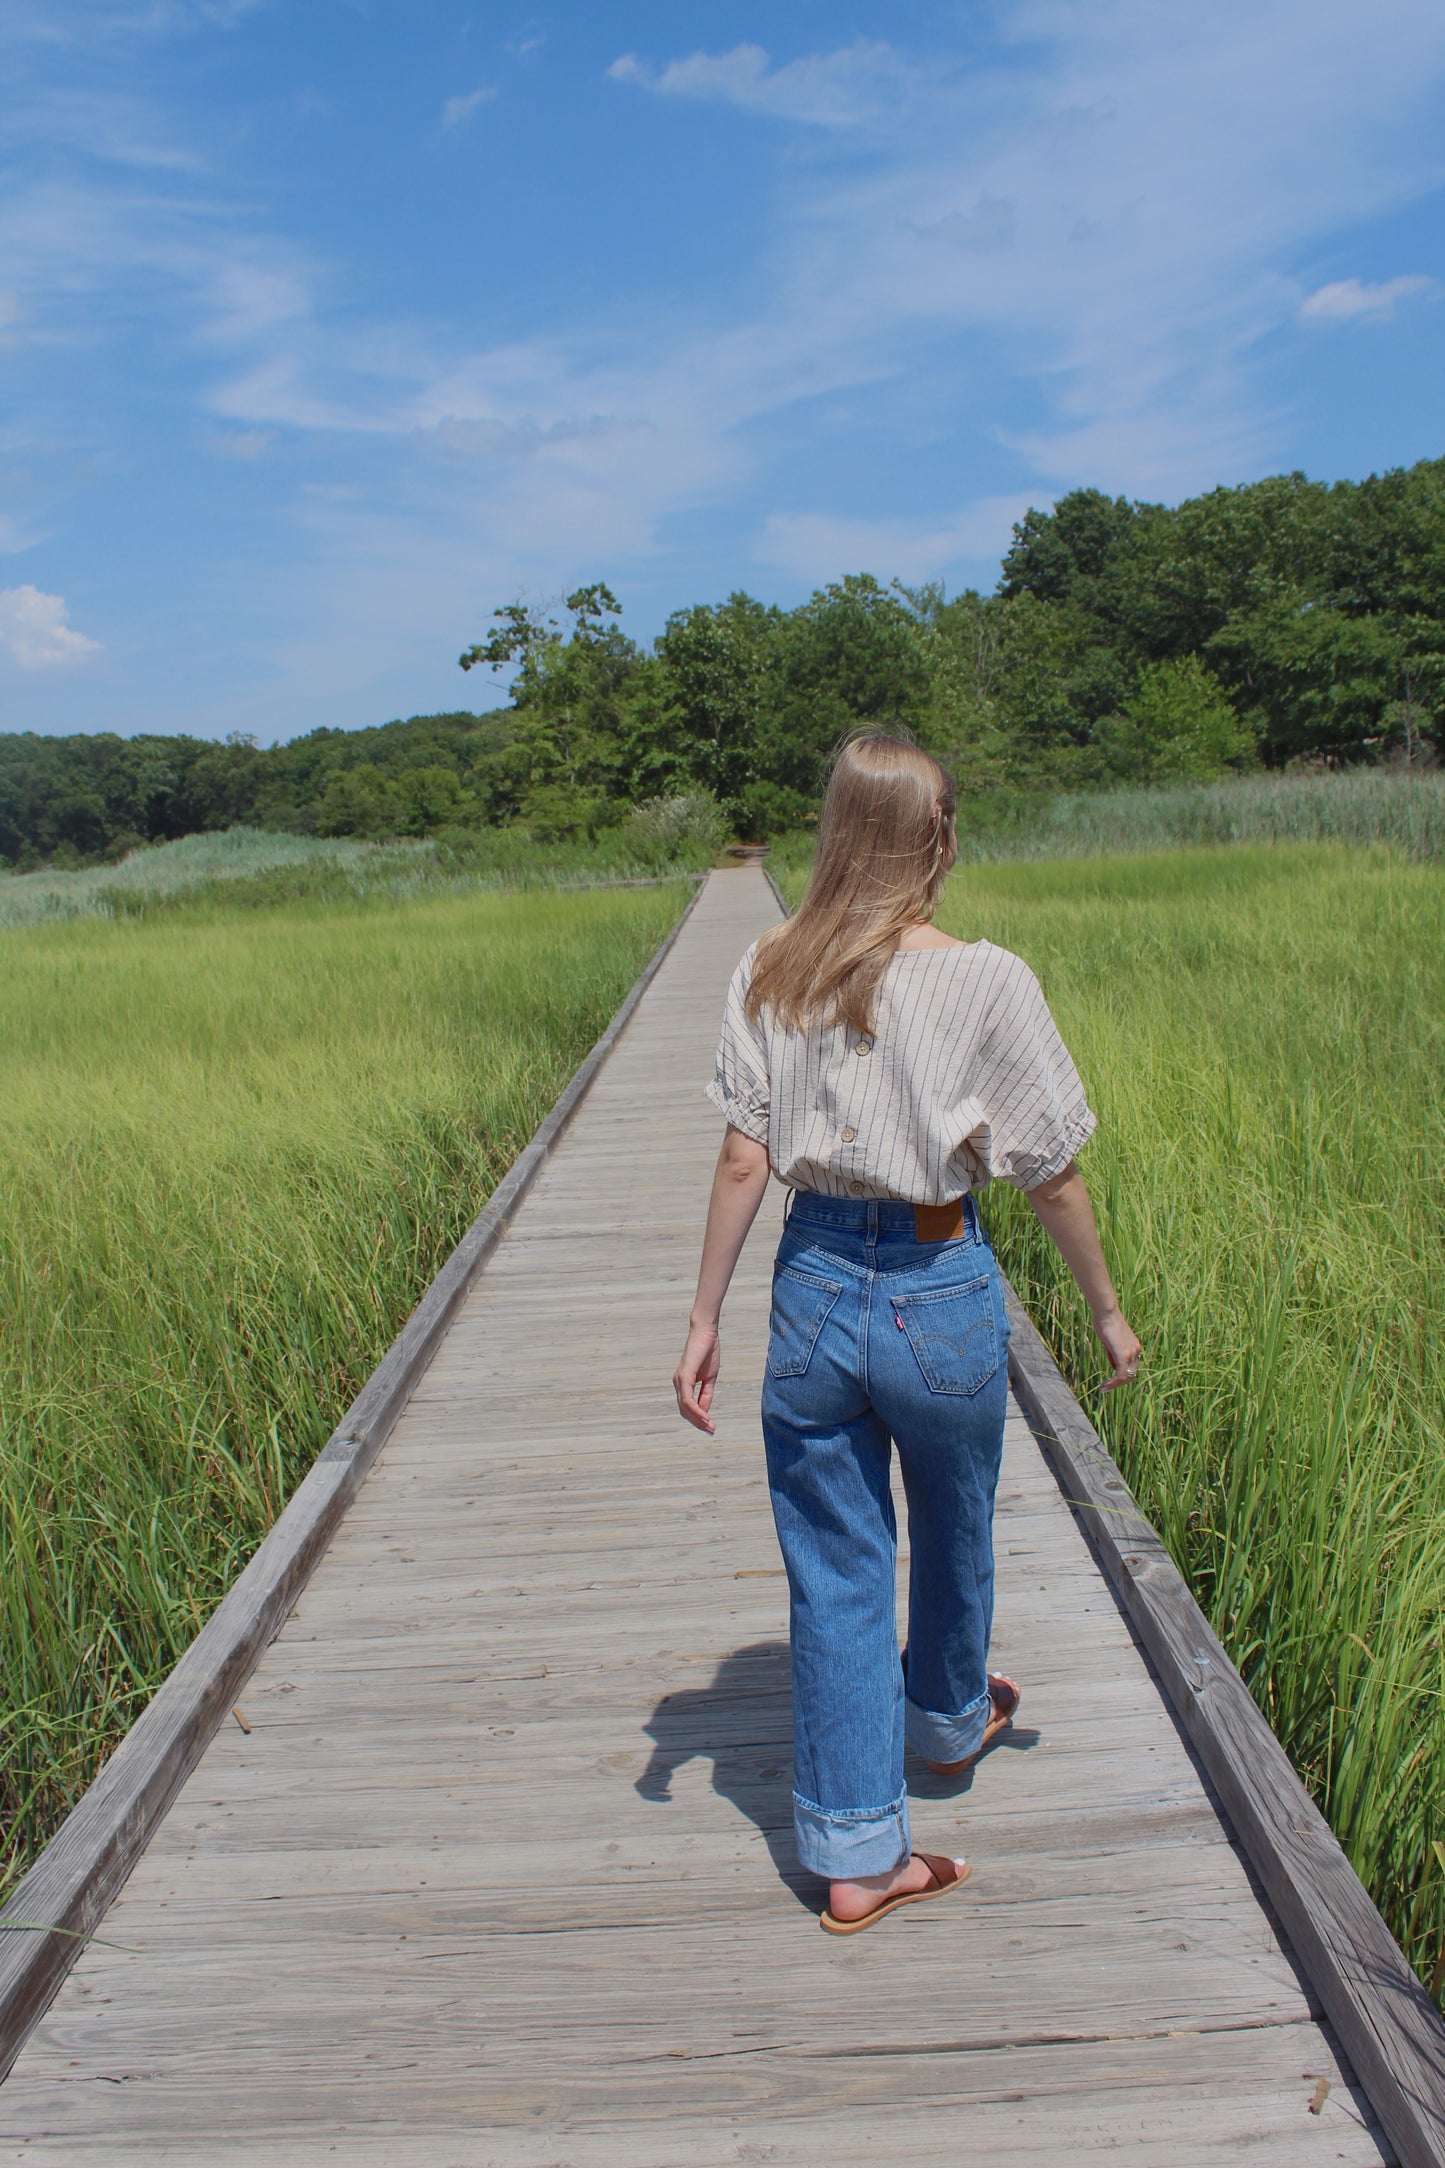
[1096,657,1257,783]
[315,764,408,838]
[756,574,929,801]
[652,592,779,812]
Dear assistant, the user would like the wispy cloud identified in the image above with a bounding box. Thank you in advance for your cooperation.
[0,586,103,668]
[758,500,1033,584]
[0,86,202,169]
[439,86,496,132]
[607,41,912,130]
[1298,273,1438,323]
[208,428,272,459]
[1,1,261,51]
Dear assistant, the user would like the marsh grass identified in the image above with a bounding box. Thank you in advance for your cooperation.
[0,822,709,931]
[952,766,1445,863]
[959,847,1445,1994]
[771,835,1445,1992]
[0,880,685,1898]
[766,767,1445,887]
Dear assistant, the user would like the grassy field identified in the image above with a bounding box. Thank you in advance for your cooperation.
[0,819,714,930]
[0,878,686,1898]
[783,836,1445,1993]
[766,766,1445,887]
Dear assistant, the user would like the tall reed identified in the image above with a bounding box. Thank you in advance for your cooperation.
[940,845,1445,1996]
[765,767,1445,886]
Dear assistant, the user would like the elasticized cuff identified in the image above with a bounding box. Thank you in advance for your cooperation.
[1015,1105,1098,1192]
[703,1077,770,1146]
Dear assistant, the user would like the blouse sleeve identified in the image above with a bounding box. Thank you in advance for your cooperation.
[703,945,771,1146]
[969,955,1096,1191]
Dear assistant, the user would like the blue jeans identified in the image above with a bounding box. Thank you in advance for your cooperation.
[761,1192,1011,1880]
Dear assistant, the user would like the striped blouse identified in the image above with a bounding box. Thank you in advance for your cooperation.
[706,939,1096,1203]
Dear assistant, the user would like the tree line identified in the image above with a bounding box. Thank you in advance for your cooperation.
[3,456,1441,867]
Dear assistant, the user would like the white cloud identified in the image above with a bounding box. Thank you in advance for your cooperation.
[757,499,1033,585]
[440,87,496,131]
[0,586,103,668]
[209,428,272,459]
[607,41,910,130]
[0,512,45,552]
[1298,273,1438,323]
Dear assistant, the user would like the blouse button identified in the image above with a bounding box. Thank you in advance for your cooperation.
[856,1038,872,1055]
[841,1127,857,1142]
[850,1182,866,1195]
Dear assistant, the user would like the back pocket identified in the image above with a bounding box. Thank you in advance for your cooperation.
[767,1265,843,1379]
[893,1273,1000,1396]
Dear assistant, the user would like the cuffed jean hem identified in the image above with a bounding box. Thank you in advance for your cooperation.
[793,1790,911,1878]
[905,1684,991,1765]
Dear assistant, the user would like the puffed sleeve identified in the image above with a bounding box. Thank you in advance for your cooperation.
[703,943,771,1146]
[967,953,1096,1190]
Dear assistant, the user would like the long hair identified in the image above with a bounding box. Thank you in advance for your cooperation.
[747,729,957,1035]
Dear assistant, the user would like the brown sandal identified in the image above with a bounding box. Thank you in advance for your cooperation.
[924,1674,1021,1777]
[820,1851,970,1936]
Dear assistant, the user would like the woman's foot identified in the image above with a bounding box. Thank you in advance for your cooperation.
[924,1673,1021,1777]
[822,1851,970,1934]
[828,1851,947,1923]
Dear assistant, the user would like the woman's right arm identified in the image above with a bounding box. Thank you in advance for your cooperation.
[1025,1162,1141,1391]
[673,1125,772,1434]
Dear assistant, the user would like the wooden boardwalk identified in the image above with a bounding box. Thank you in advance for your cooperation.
[0,867,1394,2164]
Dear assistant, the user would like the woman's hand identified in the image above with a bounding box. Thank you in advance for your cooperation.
[674,1128,771,1434]
[674,1324,722,1434]
[1094,1305,1142,1392]
[1026,1163,1141,1392]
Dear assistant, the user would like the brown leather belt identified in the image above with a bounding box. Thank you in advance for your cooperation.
[913,1200,970,1243]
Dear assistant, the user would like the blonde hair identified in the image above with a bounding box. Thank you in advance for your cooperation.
[747,729,956,1036]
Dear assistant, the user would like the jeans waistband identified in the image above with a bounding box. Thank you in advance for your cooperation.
[786,1190,982,1243]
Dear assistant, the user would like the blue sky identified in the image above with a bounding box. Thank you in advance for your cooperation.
[3,0,1444,742]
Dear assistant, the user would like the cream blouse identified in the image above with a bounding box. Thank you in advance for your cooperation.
[706,938,1096,1204]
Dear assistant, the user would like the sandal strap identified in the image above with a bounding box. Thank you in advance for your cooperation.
[911,1850,960,1891]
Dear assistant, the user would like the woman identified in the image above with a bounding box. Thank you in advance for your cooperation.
[673,730,1141,1935]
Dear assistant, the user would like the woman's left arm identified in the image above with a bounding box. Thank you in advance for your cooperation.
[673,1126,772,1434]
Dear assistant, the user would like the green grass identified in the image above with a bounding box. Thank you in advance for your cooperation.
[0,821,713,930]
[952,766,1445,863]
[0,879,685,1899]
[767,767,1445,884]
[779,838,1444,1993]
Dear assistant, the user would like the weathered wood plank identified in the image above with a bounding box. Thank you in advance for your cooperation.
[0,2024,1384,2167]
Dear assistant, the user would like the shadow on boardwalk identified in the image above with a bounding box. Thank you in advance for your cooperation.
[635,1638,1041,1916]
[636,1640,814,1907]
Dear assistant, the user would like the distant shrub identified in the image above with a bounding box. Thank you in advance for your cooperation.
[623,790,728,859]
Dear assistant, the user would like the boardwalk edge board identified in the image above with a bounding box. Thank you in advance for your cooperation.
[0,875,707,2086]
[1002,1281,1445,2168]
